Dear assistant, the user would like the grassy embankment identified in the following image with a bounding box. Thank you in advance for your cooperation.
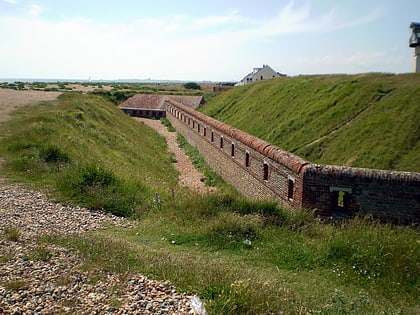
[0,89,418,314]
[201,73,420,172]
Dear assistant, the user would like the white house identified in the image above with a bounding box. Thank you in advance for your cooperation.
[237,65,285,85]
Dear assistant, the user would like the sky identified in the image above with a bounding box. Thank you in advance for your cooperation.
[0,0,418,81]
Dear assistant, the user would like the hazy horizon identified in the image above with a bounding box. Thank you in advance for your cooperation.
[1,0,419,81]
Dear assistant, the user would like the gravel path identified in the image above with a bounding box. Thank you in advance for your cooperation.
[0,90,206,314]
[135,118,215,194]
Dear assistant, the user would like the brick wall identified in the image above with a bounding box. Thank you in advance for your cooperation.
[164,100,420,223]
[302,165,420,223]
[165,100,308,207]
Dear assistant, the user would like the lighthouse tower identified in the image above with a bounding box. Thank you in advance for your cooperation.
[409,22,420,73]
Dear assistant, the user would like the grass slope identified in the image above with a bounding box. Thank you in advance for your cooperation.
[200,73,420,172]
[0,92,178,215]
[0,91,418,314]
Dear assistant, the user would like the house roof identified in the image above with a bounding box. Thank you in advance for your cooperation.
[239,64,283,83]
[118,94,204,111]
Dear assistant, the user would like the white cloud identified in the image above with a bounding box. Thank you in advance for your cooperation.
[0,1,397,80]
[27,4,43,16]
[1,0,19,4]
[190,10,247,30]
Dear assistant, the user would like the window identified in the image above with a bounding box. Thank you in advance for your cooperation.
[332,191,346,210]
[263,163,269,181]
[330,187,352,213]
[331,191,348,208]
[245,152,250,167]
[287,179,294,200]
[231,143,235,157]
[220,137,224,149]
[198,124,200,133]
[204,127,207,137]
[211,131,214,142]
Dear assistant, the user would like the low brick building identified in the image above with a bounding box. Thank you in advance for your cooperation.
[118,94,204,119]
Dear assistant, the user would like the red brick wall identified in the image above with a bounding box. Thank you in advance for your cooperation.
[302,165,420,223]
[164,100,420,223]
[166,100,307,207]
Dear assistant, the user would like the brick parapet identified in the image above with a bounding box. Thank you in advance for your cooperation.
[163,99,419,223]
[302,165,420,223]
[165,100,309,173]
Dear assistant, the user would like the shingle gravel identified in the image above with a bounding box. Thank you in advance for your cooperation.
[0,180,199,314]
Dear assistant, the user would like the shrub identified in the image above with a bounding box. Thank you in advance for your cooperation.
[183,82,201,90]
[39,145,70,164]
[57,164,149,216]
[74,165,117,190]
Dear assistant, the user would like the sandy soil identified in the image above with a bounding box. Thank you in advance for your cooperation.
[0,89,61,123]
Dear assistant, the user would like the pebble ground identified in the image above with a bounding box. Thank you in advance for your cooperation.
[0,180,197,314]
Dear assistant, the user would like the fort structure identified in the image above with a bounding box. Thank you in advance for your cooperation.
[118,94,204,119]
[162,99,419,224]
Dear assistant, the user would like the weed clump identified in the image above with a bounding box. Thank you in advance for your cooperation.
[204,213,263,250]
[57,164,149,217]
[39,145,70,164]
[4,227,20,242]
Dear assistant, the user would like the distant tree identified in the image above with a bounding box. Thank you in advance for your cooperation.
[16,81,25,90]
[184,82,201,90]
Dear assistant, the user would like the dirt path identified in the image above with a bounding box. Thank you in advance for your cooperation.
[135,118,215,194]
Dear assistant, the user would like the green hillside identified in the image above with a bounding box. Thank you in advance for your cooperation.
[201,73,420,172]
[0,93,179,215]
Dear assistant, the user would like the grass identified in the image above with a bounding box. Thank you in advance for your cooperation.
[4,227,20,242]
[23,245,52,262]
[0,92,179,216]
[4,281,28,291]
[0,90,418,314]
[48,207,419,314]
[200,73,420,172]
[176,133,232,189]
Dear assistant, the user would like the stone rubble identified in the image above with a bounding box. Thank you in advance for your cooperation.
[0,181,197,314]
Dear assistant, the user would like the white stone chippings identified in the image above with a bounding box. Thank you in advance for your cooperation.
[0,185,128,240]
[0,181,198,314]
